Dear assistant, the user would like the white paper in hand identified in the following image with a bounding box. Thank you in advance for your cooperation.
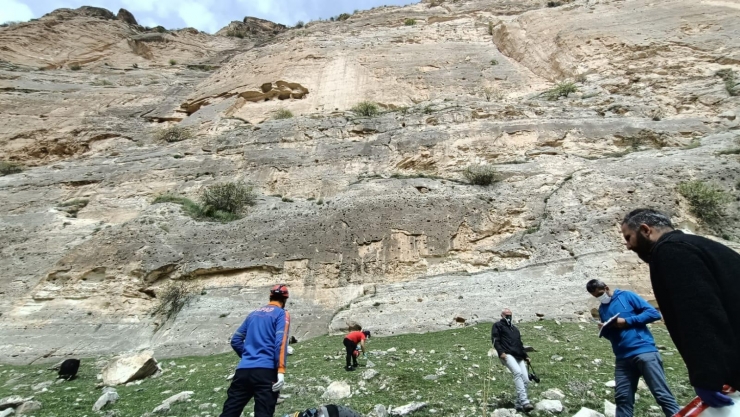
[598,314,620,338]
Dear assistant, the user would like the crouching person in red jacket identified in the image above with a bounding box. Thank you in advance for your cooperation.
[220,284,291,417]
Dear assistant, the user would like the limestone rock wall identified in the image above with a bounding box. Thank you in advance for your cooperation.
[0,0,739,364]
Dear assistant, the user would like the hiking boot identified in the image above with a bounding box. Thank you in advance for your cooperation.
[522,403,535,413]
[345,366,356,371]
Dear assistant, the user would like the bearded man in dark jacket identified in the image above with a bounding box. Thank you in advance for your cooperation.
[621,208,740,408]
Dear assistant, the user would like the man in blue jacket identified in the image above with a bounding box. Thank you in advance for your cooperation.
[220,284,291,417]
[586,279,680,417]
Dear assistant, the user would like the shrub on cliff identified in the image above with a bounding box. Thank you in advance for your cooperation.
[463,164,497,185]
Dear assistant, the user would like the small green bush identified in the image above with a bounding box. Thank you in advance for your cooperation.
[547,1,563,6]
[337,13,351,21]
[91,79,113,86]
[155,126,193,143]
[154,26,167,33]
[295,20,305,28]
[488,21,494,35]
[463,164,497,186]
[716,69,738,96]
[273,109,294,120]
[404,18,416,26]
[545,81,577,100]
[200,182,256,216]
[169,59,177,66]
[69,63,81,71]
[717,148,740,155]
[132,63,139,69]
[490,59,499,65]
[58,199,89,218]
[352,101,379,117]
[678,180,732,224]
[0,161,22,176]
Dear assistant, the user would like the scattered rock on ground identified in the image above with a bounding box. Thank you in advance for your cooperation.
[390,402,427,416]
[363,369,379,380]
[543,388,565,400]
[604,400,616,417]
[0,396,30,411]
[321,381,351,400]
[92,387,119,411]
[152,391,193,414]
[535,399,563,413]
[102,351,159,386]
[0,409,13,417]
[373,404,388,417]
[492,409,520,417]
[573,408,605,417]
[15,400,42,415]
[604,380,616,388]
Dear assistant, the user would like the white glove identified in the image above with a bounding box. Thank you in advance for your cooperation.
[272,373,285,392]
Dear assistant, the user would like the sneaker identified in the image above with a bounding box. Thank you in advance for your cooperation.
[522,403,534,413]
[345,366,356,371]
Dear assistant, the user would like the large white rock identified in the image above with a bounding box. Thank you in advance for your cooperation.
[573,407,605,417]
[0,409,14,417]
[604,380,616,388]
[321,381,351,400]
[92,388,119,411]
[102,351,159,386]
[390,402,427,416]
[535,399,563,413]
[604,400,616,417]
[543,388,566,400]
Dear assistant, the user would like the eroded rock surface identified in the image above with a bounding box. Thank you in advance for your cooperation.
[0,0,739,363]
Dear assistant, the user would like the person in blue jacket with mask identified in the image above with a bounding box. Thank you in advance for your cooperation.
[586,279,680,417]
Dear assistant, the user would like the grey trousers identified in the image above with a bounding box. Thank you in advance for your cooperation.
[501,355,530,407]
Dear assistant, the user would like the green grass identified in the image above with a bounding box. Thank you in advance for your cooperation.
[404,18,416,26]
[0,321,693,416]
[169,59,177,66]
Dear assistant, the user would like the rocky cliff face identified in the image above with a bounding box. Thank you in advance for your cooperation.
[1,0,738,364]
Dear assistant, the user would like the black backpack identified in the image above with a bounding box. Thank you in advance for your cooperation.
[58,359,80,380]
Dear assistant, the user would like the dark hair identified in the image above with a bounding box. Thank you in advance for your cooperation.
[622,208,674,230]
[362,330,371,338]
[586,279,607,293]
[269,294,287,303]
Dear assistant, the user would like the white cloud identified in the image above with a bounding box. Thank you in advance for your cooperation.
[1,0,34,23]
[178,1,219,32]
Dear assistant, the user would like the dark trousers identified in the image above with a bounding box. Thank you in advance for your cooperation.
[343,338,358,367]
[220,368,279,417]
[614,352,680,417]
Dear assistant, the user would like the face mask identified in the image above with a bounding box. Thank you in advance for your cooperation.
[597,293,611,304]
[504,315,512,325]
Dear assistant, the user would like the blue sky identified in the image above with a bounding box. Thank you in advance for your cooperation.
[2,0,419,33]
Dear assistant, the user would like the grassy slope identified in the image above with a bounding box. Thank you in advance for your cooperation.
[0,320,693,417]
